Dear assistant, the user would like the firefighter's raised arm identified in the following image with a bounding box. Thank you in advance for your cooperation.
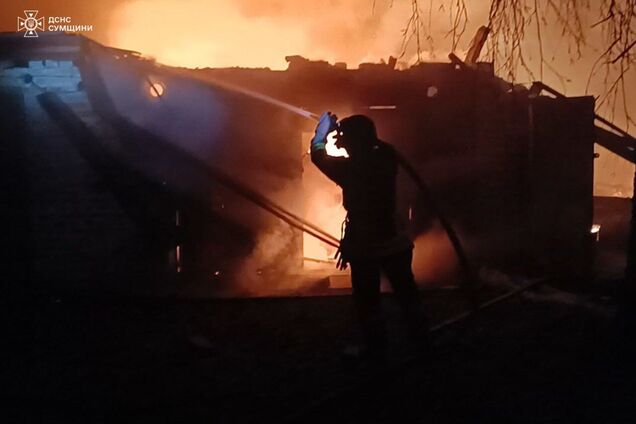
[310,112,348,185]
[310,112,338,153]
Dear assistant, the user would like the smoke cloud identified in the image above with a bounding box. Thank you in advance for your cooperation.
[412,224,459,286]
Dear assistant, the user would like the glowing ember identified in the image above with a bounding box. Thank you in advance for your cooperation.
[590,224,601,241]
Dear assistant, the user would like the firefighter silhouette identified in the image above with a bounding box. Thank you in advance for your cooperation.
[311,112,429,362]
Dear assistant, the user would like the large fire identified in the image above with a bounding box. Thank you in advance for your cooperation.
[109,0,404,69]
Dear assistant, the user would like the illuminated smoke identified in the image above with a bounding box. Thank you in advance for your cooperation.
[412,224,459,286]
[226,132,345,295]
[232,222,301,296]
[302,171,344,264]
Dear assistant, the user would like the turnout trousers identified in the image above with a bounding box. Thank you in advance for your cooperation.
[349,248,429,355]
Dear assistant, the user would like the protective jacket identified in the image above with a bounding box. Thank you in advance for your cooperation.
[311,136,413,260]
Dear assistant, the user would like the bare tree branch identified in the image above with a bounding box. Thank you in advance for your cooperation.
[392,0,635,126]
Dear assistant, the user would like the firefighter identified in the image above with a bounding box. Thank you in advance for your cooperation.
[311,112,429,363]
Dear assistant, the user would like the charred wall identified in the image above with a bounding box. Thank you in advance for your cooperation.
[529,96,595,276]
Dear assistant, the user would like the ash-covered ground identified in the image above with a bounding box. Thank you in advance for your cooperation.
[4,281,634,423]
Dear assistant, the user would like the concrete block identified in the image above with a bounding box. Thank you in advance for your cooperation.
[29,67,80,77]
[29,60,45,69]
[33,76,82,91]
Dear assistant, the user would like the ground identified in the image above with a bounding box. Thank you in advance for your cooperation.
[4,284,635,423]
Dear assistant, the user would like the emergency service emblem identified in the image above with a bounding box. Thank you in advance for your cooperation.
[17,10,44,38]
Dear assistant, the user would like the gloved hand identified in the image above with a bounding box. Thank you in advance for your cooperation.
[314,111,338,142]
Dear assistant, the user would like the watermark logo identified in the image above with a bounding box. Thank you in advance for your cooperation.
[17,10,44,38]
[17,11,93,37]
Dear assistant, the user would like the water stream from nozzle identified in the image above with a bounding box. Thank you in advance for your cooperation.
[195,74,320,121]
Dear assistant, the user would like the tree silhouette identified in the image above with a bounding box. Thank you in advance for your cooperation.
[395,0,635,125]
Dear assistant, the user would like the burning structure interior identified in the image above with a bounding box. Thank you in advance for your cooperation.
[3,32,630,298]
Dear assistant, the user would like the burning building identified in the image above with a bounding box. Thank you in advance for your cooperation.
[2,32,630,297]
